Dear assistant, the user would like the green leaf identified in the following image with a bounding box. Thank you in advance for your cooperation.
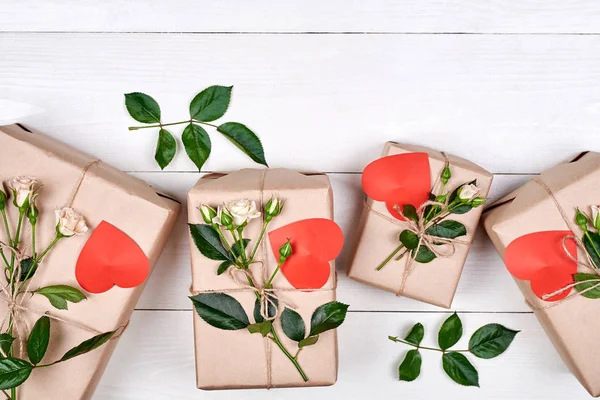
[438,313,463,350]
[583,231,600,269]
[425,220,467,239]
[253,297,278,324]
[0,358,33,390]
[573,273,600,299]
[182,123,211,171]
[402,205,418,222]
[404,323,424,346]
[124,92,161,123]
[59,331,116,362]
[309,301,349,336]
[281,308,306,342]
[27,316,50,365]
[298,335,319,348]
[413,245,436,263]
[217,122,268,166]
[33,285,86,311]
[442,352,479,387]
[399,230,419,250]
[399,349,422,382]
[155,128,176,170]
[190,85,232,122]
[231,238,251,258]
[190,293,249,330]
[468,323,519,359]
[19,258,37,283]
[217,261,232,275]
[188,224,232,261]
[0,334,14,358]
[247,321,272,337]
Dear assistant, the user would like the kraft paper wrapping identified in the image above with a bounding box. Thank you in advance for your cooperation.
[347,142,493,308]
[483,151,600,397]
[187,168,338,390]
[0,124,180,399]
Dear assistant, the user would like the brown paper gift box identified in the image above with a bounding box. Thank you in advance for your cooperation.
[187,168,339,390]
[0,124,180,399]
[347,142,493,308]
[483,151,600,397]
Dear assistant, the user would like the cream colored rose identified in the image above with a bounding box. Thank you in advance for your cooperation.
[225,199,261,227]
[9,176,38,208]
[55,207,88,237]
[458,184,480,202]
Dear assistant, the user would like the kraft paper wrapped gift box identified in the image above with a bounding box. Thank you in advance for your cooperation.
[0,124,180,399]
[187,168,339,390]
[483,151,600,397]
[347,142,493,308]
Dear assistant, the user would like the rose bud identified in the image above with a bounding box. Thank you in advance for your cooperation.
[0,187,6,211]
[441,165,451,185]
[265,196,283,222]
[592,206,600,230]
[199,204,217,224]
[55,207,88,237]
[279,239,292,262]
[213,205,234,229]
[9,176,38,210]
[576,208,589,230]
[27,203,39,226]
[471,197,487,207]
[457,183,481,203]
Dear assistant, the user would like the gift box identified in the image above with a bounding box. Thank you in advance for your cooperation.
[347,142,493,308]
[0,124,180,399]
[483,151,600,397]
[187,168,341,389]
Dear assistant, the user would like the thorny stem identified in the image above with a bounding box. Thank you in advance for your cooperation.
[265,258,285,289]
[1,209,12,247]
[128,119,218,131]
[388,336,470,353]
[269,328,308,382]
[31,224,36,260]
[376,244,404,271]
[394,248,409,261]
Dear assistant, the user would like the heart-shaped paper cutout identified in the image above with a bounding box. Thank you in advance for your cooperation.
[76,221,150,294]
[362,153,431,220]
[505,230,577,301]
[268,218,344,290]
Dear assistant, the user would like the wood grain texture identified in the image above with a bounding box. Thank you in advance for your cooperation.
[135,172,531,312]
[1,0,600,33]
[96,310,593,399]
[2,33,599,174]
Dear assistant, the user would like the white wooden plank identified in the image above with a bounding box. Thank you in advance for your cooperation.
[2,34,598,174]
[136,172,532,312]
[2,0,600,34]
[96,310,592,399]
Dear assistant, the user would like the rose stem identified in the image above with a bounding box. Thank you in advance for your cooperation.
[376,244,405,271]
[269,327,309,382]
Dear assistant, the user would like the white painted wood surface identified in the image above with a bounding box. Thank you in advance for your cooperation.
[0,2,598,398]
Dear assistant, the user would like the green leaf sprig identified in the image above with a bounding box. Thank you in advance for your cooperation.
[0,179,117,398]
[189,198,348,382]
[565,207,600,299]
[376,164,487,271]
[125,86,268,170]
[389,313,519,387]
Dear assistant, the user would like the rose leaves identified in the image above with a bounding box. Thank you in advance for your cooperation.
[125,86,267,170]
[390,313,518,387]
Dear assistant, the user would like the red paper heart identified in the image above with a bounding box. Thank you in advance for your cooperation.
[362,153,431,220]
[268,218,344,290]
[505,230,577,301]
[76,221,150,294]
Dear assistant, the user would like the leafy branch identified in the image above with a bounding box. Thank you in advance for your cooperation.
[389,313,519,386]
[125,86,268,171]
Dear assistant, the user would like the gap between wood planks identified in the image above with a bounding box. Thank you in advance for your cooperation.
[2,31,600,35]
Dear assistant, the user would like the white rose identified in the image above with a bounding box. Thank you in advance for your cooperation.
[457,183,480,202]
[593,205,600,230]
[55,207,88,237]
[9,176,38,208]
[226,199,261,227]
[199,204,217,224]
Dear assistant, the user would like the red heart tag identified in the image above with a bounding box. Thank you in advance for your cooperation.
[268,218,344,290]
[362,153,431,220]
[76,221,150,294]
[505,230,577,301]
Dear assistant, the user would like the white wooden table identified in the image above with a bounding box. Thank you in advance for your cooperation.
[1,1,600,398]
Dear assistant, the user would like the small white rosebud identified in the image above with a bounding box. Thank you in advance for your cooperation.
[55,207,88,237]
[457,183,480,203]
[264,196,283,221]
[0,186,5,211]
[592,206,600,230]
[199,204,217,224]
[225,199,261,227]
[279,239,292,261]
[471,197,487,207]
[212,205,234,228]
[9,176,38,210]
